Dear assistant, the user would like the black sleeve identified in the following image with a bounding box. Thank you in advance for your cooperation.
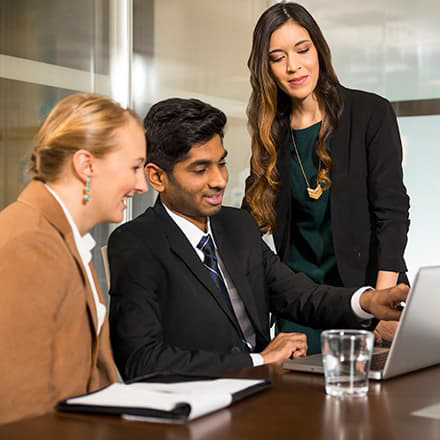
[108,228,253,379]
[263,239,372,329]
[365,98,410,272]
[231,211,373,330]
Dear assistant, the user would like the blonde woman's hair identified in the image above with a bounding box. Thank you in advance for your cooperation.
[30,93,141,182]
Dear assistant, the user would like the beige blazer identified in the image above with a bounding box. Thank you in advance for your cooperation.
[0,181,118,424]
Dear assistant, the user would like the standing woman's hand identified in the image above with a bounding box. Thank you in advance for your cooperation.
[374,270,400,344]
[374,321,399,344]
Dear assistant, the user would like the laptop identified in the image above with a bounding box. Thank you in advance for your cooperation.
[282,266,440,380]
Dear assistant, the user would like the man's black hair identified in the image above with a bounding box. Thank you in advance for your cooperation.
[144,98,227,172]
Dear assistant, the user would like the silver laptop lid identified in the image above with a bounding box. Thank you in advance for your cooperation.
[382,266,440,379]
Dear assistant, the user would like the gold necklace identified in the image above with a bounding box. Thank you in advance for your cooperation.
[290,129,323,200]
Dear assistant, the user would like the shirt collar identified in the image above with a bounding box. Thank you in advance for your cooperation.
[162,201,217,250]
[45,184,96,264]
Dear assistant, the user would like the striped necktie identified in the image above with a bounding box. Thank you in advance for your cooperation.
[197,234,249,352]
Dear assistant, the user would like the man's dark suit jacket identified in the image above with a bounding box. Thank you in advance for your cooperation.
[108,200,368,378]
[108,199,367,378]
[262,86,410,287]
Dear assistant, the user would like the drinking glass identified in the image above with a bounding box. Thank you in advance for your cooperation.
[321,329,374,397]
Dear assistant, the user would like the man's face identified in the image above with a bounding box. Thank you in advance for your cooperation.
[160,134,228,231]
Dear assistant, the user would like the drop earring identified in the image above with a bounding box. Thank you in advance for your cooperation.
[83,178,91,203]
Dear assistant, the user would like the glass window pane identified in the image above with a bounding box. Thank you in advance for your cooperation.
[0,79,74,208]
[0,78,112,294]
[304,0,440,101]
[1,0,109,74]
[1,0,111,294]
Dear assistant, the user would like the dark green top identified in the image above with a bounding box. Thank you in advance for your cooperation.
[276,122,341,354]
[288,122,340,285]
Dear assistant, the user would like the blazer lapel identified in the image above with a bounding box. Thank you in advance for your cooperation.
[64,234,100,337]
[18,181,99,337]
[211,215,265,338]
[331,86,352,180]
[152,200,241,331]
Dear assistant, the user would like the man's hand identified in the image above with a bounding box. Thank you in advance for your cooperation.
[360,284,409,321]
[260,332,307,365]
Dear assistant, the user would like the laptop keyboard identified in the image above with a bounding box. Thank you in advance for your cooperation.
[370,349,390,371]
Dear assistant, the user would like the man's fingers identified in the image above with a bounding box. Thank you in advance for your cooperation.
[291,342,307,358]
[261,332,308,364]
[380,284,409,320]
[277,332,307,341]
[292,350,306,359]
[285,334,307,358]
[278,333,307,349]
[389,284,409,303]
[381,308,402,321]
[364,283,410,321]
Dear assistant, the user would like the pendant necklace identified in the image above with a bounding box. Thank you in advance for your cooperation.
[290,128,323,200]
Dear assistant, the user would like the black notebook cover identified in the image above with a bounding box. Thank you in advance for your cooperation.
[56,373,271,422]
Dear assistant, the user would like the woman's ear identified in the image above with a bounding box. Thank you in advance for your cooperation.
[145,163,168,193]
[72,149,94,183]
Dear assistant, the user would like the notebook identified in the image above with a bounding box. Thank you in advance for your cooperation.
[57,374,271,423]
[282,266,440,380]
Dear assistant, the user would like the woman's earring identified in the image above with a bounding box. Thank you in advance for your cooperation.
[83,178,91,203]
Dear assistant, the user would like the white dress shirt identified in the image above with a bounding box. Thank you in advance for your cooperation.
[45,185,106,334]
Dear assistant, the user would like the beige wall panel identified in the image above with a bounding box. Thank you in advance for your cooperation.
[152,0,270,206]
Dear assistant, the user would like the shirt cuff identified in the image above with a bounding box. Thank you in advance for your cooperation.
[250,353,264,367]
[351,286,375,320]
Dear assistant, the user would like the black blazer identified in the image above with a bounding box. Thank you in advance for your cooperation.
[271,86,410,287]
[108,199,367,378]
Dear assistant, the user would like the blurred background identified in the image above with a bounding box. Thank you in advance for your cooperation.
[1,0,438,291]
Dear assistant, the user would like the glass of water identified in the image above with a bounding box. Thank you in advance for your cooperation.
[321,329,374,397]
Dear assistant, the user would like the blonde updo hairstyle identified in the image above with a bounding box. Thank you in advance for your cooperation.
[30,93,141,182]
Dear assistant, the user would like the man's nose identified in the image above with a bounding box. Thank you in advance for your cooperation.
[208,166,228,189]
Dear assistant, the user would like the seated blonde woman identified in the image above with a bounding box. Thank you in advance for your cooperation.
[0,93,147,424]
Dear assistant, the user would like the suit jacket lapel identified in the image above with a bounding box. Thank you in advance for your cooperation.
[152,200,241,331]
[331,86,352,180]
[211,215,265,338]
[64,233,100,337]
[18,181,100,336]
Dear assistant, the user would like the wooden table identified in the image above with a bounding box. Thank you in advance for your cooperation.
[2,364,440,439]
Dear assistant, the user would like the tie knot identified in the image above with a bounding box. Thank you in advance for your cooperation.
[197,234,216,262]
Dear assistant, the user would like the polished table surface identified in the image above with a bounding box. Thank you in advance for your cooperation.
[2,364,440,439]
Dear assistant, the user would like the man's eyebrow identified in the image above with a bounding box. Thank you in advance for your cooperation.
[188,160,211,168]
[268,39,311,54]
[187,150,228,168]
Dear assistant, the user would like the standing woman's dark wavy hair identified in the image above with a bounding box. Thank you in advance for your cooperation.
[245,2,343,233]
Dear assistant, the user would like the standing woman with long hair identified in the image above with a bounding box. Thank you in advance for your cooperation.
[0,93,147,423]
[244,2,409,353]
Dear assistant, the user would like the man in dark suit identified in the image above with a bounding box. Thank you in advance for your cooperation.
[108,98,408,379]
